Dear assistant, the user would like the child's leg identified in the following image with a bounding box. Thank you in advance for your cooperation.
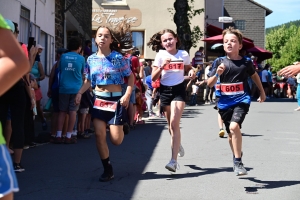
[229,122,242,159]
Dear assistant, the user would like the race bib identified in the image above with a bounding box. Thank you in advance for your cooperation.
[94,98,117,112]
[220,82,244,95]
[164,61,184,72]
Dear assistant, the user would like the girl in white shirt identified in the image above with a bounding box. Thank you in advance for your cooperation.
[147,29,195,172]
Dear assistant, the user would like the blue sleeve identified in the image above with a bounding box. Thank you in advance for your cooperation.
[85,58,91,81]
[207,58,221,77]
[120,57,132,77]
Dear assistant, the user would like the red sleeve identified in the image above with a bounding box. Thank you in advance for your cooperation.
[131,56,139,73]
[21,44,29,59]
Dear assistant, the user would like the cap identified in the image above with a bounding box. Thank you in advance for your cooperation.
[56,48,68,54]
[36,44,44,49]
[5,19,15,33]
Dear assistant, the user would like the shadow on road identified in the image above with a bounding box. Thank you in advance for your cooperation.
[14,108,201,199]
[141,165,253,181]
[241,177,300,194]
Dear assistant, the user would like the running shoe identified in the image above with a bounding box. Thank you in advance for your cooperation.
[99,164,114,182]
[178,144,185,157]
[165,159,180,172]
[233,152,243,169]
[14,163,25,173]
[233,161,247,176]
[219,129,225,138]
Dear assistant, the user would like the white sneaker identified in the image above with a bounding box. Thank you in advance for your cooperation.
[165,159,180,172]
[178,144,185,157]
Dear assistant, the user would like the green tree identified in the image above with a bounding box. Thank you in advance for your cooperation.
[168,0,204,52]
[266,25,300,71]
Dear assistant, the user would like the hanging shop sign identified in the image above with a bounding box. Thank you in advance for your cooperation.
[92,8,142,29]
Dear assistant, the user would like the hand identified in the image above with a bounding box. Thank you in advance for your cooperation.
[216,63,225,75]
[278,64,300,77]
[257,91,266,103]
[188,69,195,79]
[75,93,82,105]
[120,94,130,109]
[160,58,171,69]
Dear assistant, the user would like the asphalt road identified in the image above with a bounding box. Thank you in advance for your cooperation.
[15,98,300,200]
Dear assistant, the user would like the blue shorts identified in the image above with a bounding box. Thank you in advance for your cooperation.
[121,84,136,104]
[91,95,128,125]
[0,145,19,198]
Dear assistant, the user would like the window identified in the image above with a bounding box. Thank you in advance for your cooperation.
[132,31,144,58]
[102,0,127,6]
[31,23,40,44]
[235,20,245,30]
[19,6,30,44]
[40,31,55,76]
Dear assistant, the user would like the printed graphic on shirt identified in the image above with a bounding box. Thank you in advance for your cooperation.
[85,51,131,87]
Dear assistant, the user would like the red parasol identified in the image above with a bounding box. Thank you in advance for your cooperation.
[202,34,255,49]
[247,46,273,61]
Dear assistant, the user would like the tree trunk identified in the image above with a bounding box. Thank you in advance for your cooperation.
[173,0,192,53]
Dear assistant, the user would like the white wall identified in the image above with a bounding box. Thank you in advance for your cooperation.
[0,0,55,106]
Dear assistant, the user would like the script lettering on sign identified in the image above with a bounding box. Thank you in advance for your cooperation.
[92,8,142,28]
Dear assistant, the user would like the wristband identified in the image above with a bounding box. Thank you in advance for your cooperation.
[215,73,219,78]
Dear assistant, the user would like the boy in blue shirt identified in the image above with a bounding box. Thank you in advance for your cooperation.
[54,37,85,144]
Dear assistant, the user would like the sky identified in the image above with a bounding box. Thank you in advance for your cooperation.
[256,0,300,28]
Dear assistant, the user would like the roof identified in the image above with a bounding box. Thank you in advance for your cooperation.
[248,0,273,16]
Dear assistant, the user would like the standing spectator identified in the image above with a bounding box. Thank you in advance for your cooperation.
[48,48,68,141]
[122,44,139,129]
[145,75,155,117]
[261,64,271,99]
[54,37,85,144]
[295,73,300,111]
[1,18,37,173]
[31,44,47,130]
[204,61,215,104]
[83,40,92,59]
[143,61,151,77]
[0,14,33,199]
[193,46,205,68]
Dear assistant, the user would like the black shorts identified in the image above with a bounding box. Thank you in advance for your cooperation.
[218,103,250,133]
[160,81,186,107]
[91,95,127,125]
[262,82,269,88]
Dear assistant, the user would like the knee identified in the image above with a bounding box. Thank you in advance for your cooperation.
[111,139,122,146]
[169,122,179,134]
[229,123,240,134]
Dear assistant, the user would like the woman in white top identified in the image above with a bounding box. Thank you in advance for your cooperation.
[147,29,195,172]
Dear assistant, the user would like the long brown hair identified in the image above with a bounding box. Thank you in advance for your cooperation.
[147,29,181,52]
[95,21,132,53]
